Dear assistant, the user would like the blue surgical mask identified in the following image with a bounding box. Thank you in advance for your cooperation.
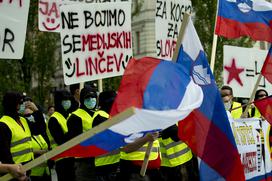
[62,100,71,110]
[18,103,25,114]
[84,97,96,110]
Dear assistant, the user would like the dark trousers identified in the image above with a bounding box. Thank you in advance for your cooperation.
[74,158,95,181]
[160,158,199,181]
[55,158,75,181]
[119,160,162,181]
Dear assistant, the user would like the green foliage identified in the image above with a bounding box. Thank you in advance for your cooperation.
[191,0,252,87]
[0,1,59,111]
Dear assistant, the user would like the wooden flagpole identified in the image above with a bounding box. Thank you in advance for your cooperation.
[210,35,218,72]
[242,66,263,118]
[210,0,220,73]
[0,107,135,181]
[139,13,191,177]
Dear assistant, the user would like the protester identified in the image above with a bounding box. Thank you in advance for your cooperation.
[119,132,162,181]
[69,83,80,112]
[0,163,27,181]
[67,86,108,181]
[95,90,120,181]
[250,89,269,118]
[159,125,199,181]
[0,91,34,180]
[221,85,242,119]
[47,90,75,181]
[46,106,55,120]
[23,97,50,181]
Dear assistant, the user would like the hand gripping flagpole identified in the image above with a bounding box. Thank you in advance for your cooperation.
[139,13,191,177]
[0,108,135,181]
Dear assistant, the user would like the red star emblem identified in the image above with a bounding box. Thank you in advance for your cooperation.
[224,58,244,86]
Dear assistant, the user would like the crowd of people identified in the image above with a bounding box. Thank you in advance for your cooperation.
[0,84,270,181]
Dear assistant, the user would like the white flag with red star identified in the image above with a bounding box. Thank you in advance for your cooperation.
[223,45,272,98]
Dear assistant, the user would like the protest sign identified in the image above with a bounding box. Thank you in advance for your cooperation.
[0,0,30,59]
[155,0,192,60]
[223,45,272,98]
[39,0,130,32]
[39,0,61,32]
[230,118,272,180]
[60,2,132,85]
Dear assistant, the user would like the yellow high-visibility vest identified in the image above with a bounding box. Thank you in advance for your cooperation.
[121,140,160,161]
[31,135,50,176]
[231,101,243,119]
[0,116,34,164]
[159,137,192,167]
[95,110,120,166]
[72,109,95,132]
[47,112,68,149]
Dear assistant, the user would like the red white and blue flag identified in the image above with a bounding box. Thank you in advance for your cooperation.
[53,56,203,159]
[178,18,245,180]
[215,0,272,42]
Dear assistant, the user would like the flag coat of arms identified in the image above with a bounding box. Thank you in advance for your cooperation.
[178,18,245,181]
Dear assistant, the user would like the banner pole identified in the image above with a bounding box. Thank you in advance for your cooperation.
[98,79,103,92]
[172,13,190,62]
[140,141,153,176]
[0,108,135,181]
[242,74,262,118]
[210,34,218,72]
[139,13,191,177]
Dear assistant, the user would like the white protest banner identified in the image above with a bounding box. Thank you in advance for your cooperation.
[230,118,271,180]
[155,0,192,60]
[39,0,130,33]
[223,45,272,98]
[0,0,30,59]
[261,120,272,178]
[39,0,61,32]
[60,2,132,85]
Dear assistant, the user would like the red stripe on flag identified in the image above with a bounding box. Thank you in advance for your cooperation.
[178,110,245,181]
[52,145,108,160]
[254,96,272,125]
[110,57,160,116]
[215,16,272,43]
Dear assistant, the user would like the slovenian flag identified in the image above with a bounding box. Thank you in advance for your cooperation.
[215,0,272,42]
[53,57,203,159]
[178,18,245,180]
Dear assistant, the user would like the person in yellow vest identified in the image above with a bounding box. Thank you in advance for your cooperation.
[94,91,120,181]
[119,132,162,181]
[67,86,108,181]
[0,162,26,181]
[249,89,269,118]
[48,90,75,181]
[220,85,243,119]
[23,102,50,181]
[0,91,34,179]
[159,125,199,181]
